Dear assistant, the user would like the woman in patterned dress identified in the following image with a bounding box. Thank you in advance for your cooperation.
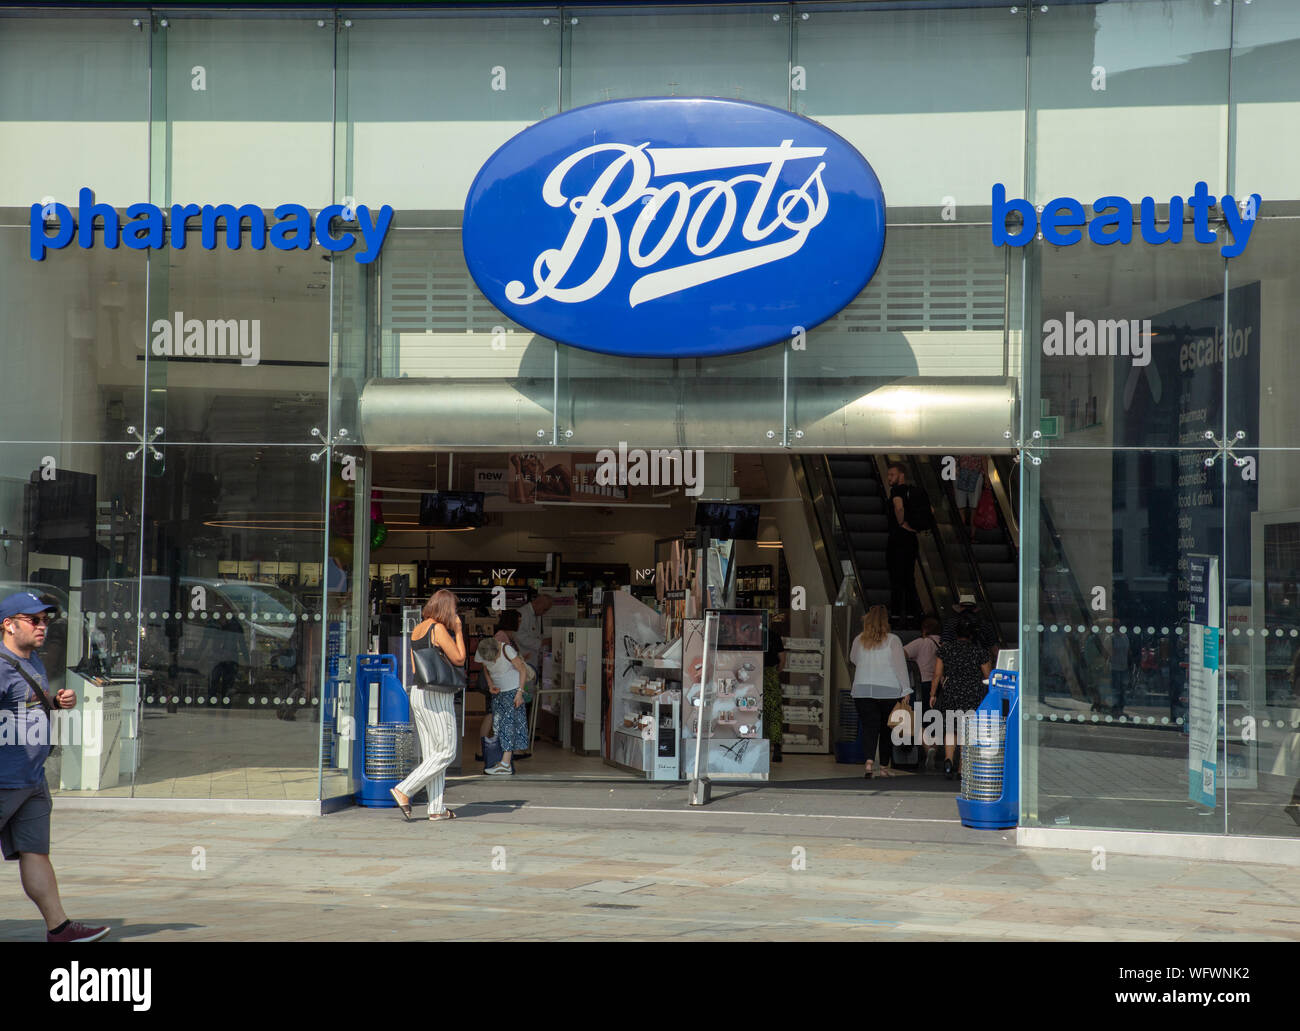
[932,613,992,780]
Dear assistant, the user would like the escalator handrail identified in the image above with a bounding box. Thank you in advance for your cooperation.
[794,456,866,708]
[904,455,1005,646]
[931,454,1018,647]
[987,455,1020,549]
[793,456,858,612]
[804,456,870,618]
[1034,487,1092,628]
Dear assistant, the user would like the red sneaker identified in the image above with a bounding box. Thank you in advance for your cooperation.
[47,921,109,943]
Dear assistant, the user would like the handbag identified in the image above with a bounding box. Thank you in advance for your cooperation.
[410,632,466,694]
[887,697,914,743]
[973,484,998,530]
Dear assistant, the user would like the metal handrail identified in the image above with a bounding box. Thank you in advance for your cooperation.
[988,455,1020,548]
[794,456,865,745]
[792,456,859,615]
[905,454,1007,644]
[1035,492,1092,628]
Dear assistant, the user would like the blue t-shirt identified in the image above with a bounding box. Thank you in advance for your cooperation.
[0,643,52,788]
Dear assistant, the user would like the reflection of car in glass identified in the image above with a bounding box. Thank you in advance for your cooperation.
[81,577,309,706]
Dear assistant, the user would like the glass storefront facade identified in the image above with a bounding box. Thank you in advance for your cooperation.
[1,1,1297,846]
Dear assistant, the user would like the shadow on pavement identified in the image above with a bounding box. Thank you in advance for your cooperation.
[0,919,200,942]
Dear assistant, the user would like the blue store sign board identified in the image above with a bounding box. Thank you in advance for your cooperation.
[462,98,887,359]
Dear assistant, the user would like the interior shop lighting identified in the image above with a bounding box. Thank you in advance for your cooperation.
[384,527,476,533]
[203,516,324,530]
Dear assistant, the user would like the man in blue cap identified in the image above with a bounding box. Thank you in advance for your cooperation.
[0,590,108,942]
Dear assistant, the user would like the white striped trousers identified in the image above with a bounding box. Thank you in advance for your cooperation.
[396,688,457,816]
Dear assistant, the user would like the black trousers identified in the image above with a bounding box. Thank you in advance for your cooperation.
[854,696,898,766]
[886,531,922,621]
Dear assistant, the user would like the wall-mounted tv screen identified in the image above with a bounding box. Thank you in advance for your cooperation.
[419,491,485,528]
[694,502,760,541]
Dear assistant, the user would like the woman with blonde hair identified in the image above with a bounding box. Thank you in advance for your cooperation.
[849,605,912,778]
[391,589,466,821]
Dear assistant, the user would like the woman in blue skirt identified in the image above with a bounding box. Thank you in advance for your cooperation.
[475,635,531,775]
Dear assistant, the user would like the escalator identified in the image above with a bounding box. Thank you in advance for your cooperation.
[822,456,895,611]
[901,454,1019,647]
[818,453,1020,648]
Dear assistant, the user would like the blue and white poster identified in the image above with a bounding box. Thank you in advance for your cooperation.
[1186,554,1220,808]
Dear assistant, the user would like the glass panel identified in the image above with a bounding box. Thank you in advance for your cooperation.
[360,228,555,449]
[566,5,788,109]
[1230,0,1300,212]
[1224,450,1300,837]
[0,12,149,208]
[794,3,1027,219]
[790,224,1018,452]
[1029,0,1232,205]
[0,441,143,799]
[1222,218,1296,450]
[1034,235,1226,451]
[0,229,147,444]
[157,12,334,207]
[1021,446,1227,834]
[342,10,561,214]
[131,444,328,800]
[145,241,330,445]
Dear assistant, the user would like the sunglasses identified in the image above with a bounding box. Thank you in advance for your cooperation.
[10,614,53,627]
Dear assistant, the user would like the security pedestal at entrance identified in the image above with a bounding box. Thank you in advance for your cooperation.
[59,674,122,791]
[956,664,1020,830]
[352,654,413,807]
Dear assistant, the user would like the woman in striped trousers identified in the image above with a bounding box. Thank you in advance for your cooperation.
[391,590,465,821]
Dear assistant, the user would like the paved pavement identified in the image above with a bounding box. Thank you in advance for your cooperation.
[3,778,1299,942]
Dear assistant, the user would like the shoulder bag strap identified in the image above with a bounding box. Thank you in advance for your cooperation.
[0,653,55,715]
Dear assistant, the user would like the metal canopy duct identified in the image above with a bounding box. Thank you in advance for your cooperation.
[357,377,1017,451]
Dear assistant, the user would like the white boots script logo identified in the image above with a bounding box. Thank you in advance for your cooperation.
[504,141,829,309]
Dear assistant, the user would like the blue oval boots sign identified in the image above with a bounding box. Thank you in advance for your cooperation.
[462,98,886,358]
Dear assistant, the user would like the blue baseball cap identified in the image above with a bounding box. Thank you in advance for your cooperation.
[0,592,57,622]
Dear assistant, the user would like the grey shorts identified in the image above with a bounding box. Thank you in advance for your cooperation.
[0,782,51,860]
[954,478,982,509]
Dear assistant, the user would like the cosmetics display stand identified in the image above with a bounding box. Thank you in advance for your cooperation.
[602,590,681,778]
[680,612,771,780]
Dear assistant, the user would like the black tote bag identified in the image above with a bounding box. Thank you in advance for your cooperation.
[410,630,466,694]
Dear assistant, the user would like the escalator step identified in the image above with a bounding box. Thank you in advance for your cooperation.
[828,459,878,479]
[849,532,889,552]
[841,512,883,531]
[832,478,879,500]
[984,582,1018,603]
[839,495,885,515]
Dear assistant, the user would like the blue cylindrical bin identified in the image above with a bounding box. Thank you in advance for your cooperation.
[354,654,414,807]
[955,668,1019,829]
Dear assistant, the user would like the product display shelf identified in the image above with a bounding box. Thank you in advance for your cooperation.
[611,689,681,780]
[626,657,683,671]
[780,606,831,754]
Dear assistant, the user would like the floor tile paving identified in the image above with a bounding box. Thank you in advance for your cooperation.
[2,780,1297,942]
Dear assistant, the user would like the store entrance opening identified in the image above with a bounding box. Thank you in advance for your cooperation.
[360,450,1021,788]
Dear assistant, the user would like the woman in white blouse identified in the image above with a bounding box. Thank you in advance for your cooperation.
[849,605,912,778]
